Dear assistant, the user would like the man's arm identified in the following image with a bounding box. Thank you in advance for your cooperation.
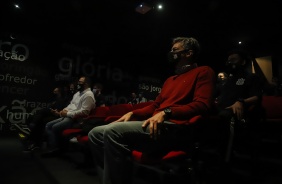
[65,95,95,118]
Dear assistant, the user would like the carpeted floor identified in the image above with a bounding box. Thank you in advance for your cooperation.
[1,133,282,184]
[0,133,99,184]
[0,135,54,184]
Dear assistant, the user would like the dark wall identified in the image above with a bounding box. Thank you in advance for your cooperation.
[0,33,163,133]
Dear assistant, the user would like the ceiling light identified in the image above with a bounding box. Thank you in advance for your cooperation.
[135,3,152,14]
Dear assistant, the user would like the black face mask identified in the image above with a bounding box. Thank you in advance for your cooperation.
[217,77,227,85]
[77,84,84,92]
[53,93,59,99]
[70,89,75,94]
[167,50,187,63]
[225,62,243,74]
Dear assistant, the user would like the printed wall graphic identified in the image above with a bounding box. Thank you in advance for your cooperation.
[0,37,53,133]
[0,35,163,134]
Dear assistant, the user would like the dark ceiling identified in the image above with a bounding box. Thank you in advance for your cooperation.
[1,0,282,71]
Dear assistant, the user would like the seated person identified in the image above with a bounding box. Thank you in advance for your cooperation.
[67,82,109,141]
[88,37,216,184]
[63,81,78,103]
[137,92,147,103]
[92,82,107,107]
[211,49,263,163]
[214,71,228,104]
[68,82,108,138]
[217,72,228,87]
[127,92,138,104]
[21,87,69,151]
[43,76,95,156]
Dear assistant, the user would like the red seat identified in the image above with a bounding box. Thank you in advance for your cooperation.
[261,95,282,122]
[132,101,154,110]
[84,106,111,120]
[130,115,204,184]
[78,107,203,165]
[75,104,145,144]
[77,135,89,143]
[131,115,202,164]
[62,128,83,137]
[260,95,282,142]
[62,106,111,139]
[76,105,204,183]
[132,150,187,164]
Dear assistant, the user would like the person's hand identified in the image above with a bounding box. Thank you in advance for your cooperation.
[50,108,60,116]
[113,112,133,122]
[142,111,165,140]
[226,101,244,120]
[59,109,68,117]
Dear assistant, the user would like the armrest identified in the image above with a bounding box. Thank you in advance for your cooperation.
[84,115,108,121]
[188,115,203,124]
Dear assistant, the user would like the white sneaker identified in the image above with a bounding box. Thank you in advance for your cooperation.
[69,137,78,143]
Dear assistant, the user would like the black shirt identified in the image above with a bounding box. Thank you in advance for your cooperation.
[216,71,262,110]
[95,94,106,107]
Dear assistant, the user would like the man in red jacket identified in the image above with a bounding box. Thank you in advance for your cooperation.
[88,37,216,184]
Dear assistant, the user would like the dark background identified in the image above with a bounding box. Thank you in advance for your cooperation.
[1,0,281,76]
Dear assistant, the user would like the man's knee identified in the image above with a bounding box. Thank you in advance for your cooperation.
[88,125,106,142]
[88,128,96,142]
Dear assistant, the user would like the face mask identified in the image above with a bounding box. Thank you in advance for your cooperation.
[92,89,97,94]
[70,89,75,94]
[77,84,84,92]
[167,51,181,63]
[167,49,190,63]
[225,62,243,74]
[53,93,58,99]
[217,77,227,84]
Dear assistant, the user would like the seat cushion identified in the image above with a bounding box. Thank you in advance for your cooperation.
[77,135,89,143]
[132,150,187,164]
[62,128,82,136]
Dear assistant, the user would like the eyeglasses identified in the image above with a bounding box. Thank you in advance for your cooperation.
[170,48,189,54]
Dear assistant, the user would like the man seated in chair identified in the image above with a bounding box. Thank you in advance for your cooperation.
[212,49,263,165]
[88,37,216,184]
[43,76,95,156]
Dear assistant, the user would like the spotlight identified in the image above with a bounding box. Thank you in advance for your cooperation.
[135,3,152,14]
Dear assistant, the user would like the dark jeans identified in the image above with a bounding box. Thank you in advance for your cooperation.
[28,108,58,146]
[45,117,75,149]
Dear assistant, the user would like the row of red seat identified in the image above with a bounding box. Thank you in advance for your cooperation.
[260,95,282,141]
[62,96,282,183]
[62,101,154,138]
[63,100,203,163]
[62,101,203,183]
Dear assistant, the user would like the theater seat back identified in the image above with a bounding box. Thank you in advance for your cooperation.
[262,96,282,120]
[108,104,133,116]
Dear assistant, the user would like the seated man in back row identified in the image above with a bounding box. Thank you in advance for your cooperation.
[212,49,263,165]
[43,76,95,156]
[23,86,69,151]
[88,36,216,184]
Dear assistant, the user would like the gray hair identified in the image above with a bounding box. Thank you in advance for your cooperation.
[172,37,200,59]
